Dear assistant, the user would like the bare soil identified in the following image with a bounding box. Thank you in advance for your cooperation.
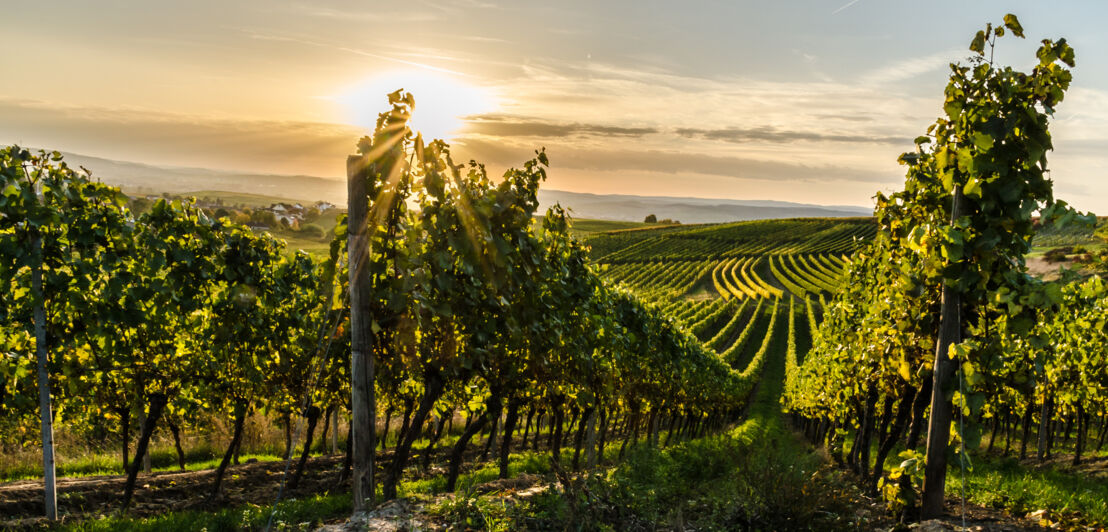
[1,455,348,529]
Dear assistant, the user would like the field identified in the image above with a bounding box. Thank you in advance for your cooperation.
[0,215,876,530]
[6,209,1104,531]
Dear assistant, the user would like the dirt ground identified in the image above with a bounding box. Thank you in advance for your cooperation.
[1024,256,1087,281]
[3,441,1102,530]
[0,455,349,529]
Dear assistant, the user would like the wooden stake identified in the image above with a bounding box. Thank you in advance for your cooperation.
[32,230,57,520]
[920,187,964,519]
[348,155,376,512]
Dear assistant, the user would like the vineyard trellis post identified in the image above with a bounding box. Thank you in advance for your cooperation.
[32,226,57,520]
[920,187,964,519]
[348,154,376,513]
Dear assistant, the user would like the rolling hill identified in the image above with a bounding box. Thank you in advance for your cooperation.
[52,150,873,224]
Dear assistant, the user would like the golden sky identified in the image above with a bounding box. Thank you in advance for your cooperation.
[3,0,1108,210]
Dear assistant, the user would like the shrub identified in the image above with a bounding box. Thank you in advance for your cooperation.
[1044,247,1071,263]
[300,223,325,239]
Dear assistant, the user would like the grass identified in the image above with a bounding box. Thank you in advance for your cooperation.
[1,448,287,483]
[183,191,316,209]
[532,216,653,236]
[35,433,588,530]
[495,309,879,531]
[1,425,294,482]
[1030,216,1106,249]
[268,232,332,255]
[62,492,350,532]
[399,449,558,496]
[842,411,1108,527]
[962,455,1108,525]
[567,219,651,235]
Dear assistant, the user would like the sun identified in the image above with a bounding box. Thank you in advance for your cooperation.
[331,70,494,142]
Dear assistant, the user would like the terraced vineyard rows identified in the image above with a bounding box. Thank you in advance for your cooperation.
[587,217,875,409]
[591,218,873,304]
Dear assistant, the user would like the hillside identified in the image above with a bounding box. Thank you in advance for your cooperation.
[56,150,871,225]
[540,189,872,224]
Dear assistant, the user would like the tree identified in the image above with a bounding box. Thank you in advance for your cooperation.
[644,214,657,223]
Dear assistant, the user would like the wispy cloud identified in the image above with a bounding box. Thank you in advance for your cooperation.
[858,48,962,85]
[454,137,895,185]
[243,31,468,76]
[831,0,863,15]
[675,126,909,145]
[463,114,657,138]
[0,98,359,177]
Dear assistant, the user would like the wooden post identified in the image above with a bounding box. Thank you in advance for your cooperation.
[32,230,58,520]
[331,407,339,455]
[139,409,151,474]
[920,187,964,519]
[348,155,376,513]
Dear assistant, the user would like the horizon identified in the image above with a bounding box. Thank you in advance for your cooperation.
[3,1,1107,211]
[45,146,875,212]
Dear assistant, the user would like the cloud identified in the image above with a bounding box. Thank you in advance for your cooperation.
[462,114,658,138]
[812,113,874,122]
[858,48,963,85]
[0,98,359,177]
[675,126,909,145]
[452,137,894,185]
[831,0,863,15]
[243,31,468,76]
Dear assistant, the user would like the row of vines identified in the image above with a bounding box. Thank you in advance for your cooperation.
[782,15,1108,520]
[0,92,783,518]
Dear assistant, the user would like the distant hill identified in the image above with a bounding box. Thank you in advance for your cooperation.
[55,151,346,204]
[539,190,871,224]
[54,150,871,224]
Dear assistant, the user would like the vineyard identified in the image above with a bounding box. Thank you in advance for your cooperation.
[4,12,1108,532]
[0,94,879,530]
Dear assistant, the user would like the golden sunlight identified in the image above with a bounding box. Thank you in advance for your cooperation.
[330,70,494,142]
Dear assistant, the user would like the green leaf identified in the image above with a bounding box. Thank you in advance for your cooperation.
[970,30,986,55]
[971,132,994,151]
[963,178,983,199]
[1003,14,1024,38]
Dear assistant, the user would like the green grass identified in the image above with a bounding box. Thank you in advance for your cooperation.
[567,218,651,234]
[1,452,286,483]
[268,232,332,256]
[62,492,350,532]
[532,216,657,236]
[183,190,316,209]
[0,440,289,483]
[497,306,878,531]
[841,411,1108,527]
[962,455,1108,524]
[399,449,557,496]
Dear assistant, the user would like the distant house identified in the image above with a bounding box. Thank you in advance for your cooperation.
[315,201,336,211]
[264,203,302,229]
[275,213,299,228]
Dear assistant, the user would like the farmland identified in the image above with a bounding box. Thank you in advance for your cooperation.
[6,11,1108,532]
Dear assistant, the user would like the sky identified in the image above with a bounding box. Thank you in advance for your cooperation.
[3,1,1108,211]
